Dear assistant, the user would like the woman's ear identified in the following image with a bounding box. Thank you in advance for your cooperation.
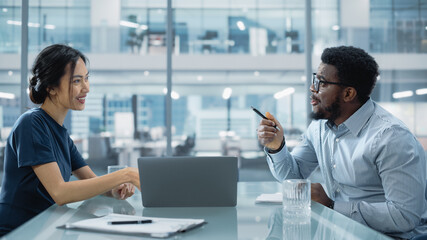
[47,87,57,96]
[343,87,357,102]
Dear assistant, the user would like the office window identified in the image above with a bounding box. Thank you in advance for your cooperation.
[370,0,427,53]
[0,1,21,146]
[0,2,22,53]
[170,1,311,157]
[1,0,426,186]
[28,3,90,53]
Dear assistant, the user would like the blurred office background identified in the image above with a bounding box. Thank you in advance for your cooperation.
[0,0,426,183]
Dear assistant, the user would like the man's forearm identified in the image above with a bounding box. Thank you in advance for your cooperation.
[265,146,302,181]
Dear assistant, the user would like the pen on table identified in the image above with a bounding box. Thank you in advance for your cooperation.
[108,220,152,225]
[251,106,279,130]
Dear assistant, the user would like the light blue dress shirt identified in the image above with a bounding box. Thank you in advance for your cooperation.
[266,99,427,239]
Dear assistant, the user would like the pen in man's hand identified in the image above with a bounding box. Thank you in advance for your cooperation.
[108,220,152,225]
[251,106,279,130]
[251,106,268,120]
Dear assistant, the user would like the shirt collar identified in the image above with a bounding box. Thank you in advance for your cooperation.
[342,98,374,136]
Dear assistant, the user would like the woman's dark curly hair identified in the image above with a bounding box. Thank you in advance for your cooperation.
[321,46,379,104]
[29,44,88,104]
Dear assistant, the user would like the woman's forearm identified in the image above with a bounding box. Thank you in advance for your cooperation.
[53,169,133,205]
[33,163,140,206]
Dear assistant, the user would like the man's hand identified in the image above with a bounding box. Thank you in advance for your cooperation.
[256,112,284,151]
[311,183,334,208]
[111,183,135,200]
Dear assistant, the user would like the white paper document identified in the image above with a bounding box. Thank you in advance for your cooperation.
[255,192,283,204]
[59,213,206,238]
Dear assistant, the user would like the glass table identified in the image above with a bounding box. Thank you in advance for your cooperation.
[3,182,392,240]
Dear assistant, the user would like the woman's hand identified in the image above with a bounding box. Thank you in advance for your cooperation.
[124,167,140,191]
[111,183,135,200]
[107,167,140,200]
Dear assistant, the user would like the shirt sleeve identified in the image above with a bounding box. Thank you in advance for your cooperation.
[15,113,56,167]
[68,136,87,171]
[265,122,319,181]
[334,126,426,234]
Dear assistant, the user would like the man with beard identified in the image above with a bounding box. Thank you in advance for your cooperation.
[256,46,426,239]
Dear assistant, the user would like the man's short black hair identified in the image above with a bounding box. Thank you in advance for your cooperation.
[321,46,379,103]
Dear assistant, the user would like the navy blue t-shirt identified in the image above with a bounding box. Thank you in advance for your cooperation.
[0,108,87,235]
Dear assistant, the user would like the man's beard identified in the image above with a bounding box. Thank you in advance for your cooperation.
[310,95,342,122]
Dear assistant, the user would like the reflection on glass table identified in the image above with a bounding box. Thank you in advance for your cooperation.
[4,182,392,240]
[77,196,135,217]
[266,205,393,240]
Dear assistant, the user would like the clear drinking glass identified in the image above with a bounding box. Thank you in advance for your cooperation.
[107,165,128,174]
[282,179,311,217]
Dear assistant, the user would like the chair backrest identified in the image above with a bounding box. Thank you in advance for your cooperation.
[88,136,108,160]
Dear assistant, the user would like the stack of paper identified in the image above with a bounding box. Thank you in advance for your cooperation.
[255,192,283,204]
[59,213,206,238]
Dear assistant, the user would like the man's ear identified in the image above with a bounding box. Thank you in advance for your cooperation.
[343,87,357,102]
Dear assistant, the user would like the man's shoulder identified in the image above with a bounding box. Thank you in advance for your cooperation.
[366,102,417,144]
[371,102,410,130]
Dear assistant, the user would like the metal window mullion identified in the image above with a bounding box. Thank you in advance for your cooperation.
[21,0,29,114]
[165,0,173,156]
[305,0,313,127]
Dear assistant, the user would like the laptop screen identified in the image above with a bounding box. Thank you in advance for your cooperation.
[138,156,238,207]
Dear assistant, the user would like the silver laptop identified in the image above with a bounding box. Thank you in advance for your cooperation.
[138,156,238,207]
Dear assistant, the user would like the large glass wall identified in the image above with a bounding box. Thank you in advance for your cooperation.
[0,0,426,179]
[368,0,427,149]
[371,0,427,53]
[0,1,21,176]
[0,1,90,53]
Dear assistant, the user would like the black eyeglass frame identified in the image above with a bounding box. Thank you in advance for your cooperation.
[312,73,352,92]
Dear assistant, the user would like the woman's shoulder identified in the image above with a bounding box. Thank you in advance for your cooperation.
[14,108,46,129]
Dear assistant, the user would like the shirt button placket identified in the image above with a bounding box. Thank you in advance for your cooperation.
[332,138,339,170]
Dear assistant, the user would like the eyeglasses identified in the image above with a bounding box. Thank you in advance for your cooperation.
[312,73,351,92]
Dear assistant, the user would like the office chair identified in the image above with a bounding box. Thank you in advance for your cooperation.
[173,134,196,156]
[87,135,119,170]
